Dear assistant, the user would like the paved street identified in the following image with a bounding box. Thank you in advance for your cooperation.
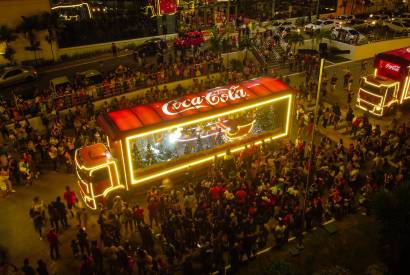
[1,55,408,274]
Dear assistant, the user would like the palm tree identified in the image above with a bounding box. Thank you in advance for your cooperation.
[210,27,223,54]
[17,15,44,64]
[0,25,17,63]
[313,28,331,48]
[41,12,63,62]
[287,32,304,53]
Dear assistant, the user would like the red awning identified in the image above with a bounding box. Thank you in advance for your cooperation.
[98,77,292,140]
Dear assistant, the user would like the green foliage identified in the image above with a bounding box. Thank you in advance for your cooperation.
[210,27,222,54]
[145,143,157,166]
[287,32,304,52]
[239,36,252,50]
[314,29,331,44]
[4,46,15,63]
[256,106,276,131]
[0,25,17,44]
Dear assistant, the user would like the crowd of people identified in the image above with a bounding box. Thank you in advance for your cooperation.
[1,47,228,122]
[0,54,261,198]
[15,117,408,274]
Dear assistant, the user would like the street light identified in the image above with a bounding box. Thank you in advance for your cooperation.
[303,57,324,233]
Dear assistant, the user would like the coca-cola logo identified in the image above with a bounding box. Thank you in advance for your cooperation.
[162,86,248,116]
[384,63,400,72]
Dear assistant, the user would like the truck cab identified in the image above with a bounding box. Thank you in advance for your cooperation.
[357,76,400,116]
[75,143,123,209]
[356,47,410,116]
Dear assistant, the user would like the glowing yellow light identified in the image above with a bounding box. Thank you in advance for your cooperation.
[126,94,293,184]
[119,140,129,191]
[374,69,378,77]
[358,77,402,116]
[51,3,93,19]
[400,75,410,103]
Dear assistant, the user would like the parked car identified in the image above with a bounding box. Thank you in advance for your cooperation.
[0,66,37,88]
[134,38,166,57]
[331,27,368,45]
[335,15,356,26]
[50,76,71,93]
[365,14,390,26]
[270,21,296,32]
[304,19,335,33]
[76,70,103,86]
[348,18,368,29]
[386,19,410,33]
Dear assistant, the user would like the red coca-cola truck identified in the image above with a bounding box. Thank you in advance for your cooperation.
[357,47,410,116]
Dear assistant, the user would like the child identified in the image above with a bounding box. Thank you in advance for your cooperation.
[71,240,79,258]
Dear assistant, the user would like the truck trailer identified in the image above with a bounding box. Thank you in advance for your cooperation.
[75,77,294,209]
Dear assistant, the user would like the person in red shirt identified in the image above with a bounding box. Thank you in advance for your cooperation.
[133,204,145,229]
[209,184,223,201]
[235,187,247,205]
[46,228,60,260]
[147,198,159,227]
[63,186,77,217]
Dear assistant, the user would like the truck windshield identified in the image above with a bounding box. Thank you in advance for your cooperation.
[91,168,110,196]
[361,81,383,95]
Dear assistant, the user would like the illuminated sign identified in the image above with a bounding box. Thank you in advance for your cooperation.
[162,86,248,116]
[377,60,402,80]
[384,63,400,72]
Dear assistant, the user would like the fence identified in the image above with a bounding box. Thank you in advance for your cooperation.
[51,61,226,111]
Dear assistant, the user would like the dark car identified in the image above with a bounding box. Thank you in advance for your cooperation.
[134,38,166,57]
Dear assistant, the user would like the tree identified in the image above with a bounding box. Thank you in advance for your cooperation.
[41,12,63,62]
[145,143,157,166]
[312,28,331,50]
[370,183,410,274]
[287,32,304,53]
[17,15,44,64]
[210,27,223,54]
[0,25,17,63]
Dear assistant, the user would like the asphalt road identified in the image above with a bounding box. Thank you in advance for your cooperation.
[0,53,137,98]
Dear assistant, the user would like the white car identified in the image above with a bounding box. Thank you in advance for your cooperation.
[304,19,335,33]
[386,19,410,33]
[331,27,368,45]
[270,21,296,32]
[0,66,38,88]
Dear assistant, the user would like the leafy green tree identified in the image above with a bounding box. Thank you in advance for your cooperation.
[370,183,410,274]
[210,27,222,54]
[17,15,44,64]
[41,12,63,62]
[287,31,304,53]
[0,25,17,63]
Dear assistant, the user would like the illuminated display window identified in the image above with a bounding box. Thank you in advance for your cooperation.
[129,102,287,174]
[126,95,291,183]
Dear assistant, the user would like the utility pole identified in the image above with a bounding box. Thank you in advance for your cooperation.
[303,58,324,226]
[316,0,320,20]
